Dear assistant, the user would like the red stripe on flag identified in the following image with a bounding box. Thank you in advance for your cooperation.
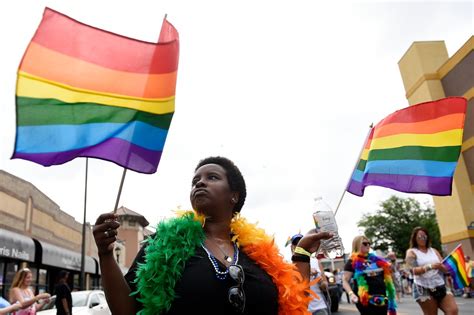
[29,8,178,74]
[376,97,466,126]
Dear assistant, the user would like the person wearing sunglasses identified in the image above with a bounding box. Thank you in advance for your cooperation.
[94,156,331,315]
[405,227,458,315]
[342,236,397,315]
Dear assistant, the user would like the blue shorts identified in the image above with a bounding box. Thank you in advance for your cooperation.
[413,284,432,302]
[413,284,449,302]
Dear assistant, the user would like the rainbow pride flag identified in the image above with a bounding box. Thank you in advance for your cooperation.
[442,244,469,289]
[12,8,179,174]
[347,97,467,196]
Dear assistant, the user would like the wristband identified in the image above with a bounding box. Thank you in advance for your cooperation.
[348,291,355,296]
[294,246,311,257]
[291,254,310,263]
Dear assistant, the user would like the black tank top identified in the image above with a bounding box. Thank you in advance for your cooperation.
[125,243,279,315]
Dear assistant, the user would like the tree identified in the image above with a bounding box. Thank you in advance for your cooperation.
[357,195,441,257]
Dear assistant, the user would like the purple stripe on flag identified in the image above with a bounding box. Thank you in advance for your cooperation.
[364,173,453,195]
[347,180,364,196]
[347,174,453,196]
[12,138,162,174]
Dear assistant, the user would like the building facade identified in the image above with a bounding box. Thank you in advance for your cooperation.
[0,170,154,300]
[0,170,100,297]
[398,36,474,257]
[114,206,152,272]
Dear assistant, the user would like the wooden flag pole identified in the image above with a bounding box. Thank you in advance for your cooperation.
[113,168,127,213]
[334,124,373,217]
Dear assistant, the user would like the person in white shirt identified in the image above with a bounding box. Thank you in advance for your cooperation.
[405,227,458,315]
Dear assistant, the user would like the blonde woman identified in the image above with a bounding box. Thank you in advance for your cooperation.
[9,268,50,315]
[342,235,397,315]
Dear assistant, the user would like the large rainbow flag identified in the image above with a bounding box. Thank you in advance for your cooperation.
[347,97,467,196]
[442,244,469,289]
[12,8,179,174]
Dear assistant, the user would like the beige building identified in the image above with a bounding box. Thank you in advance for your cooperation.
[398,36,474,257]
[0,170,152,298]
[114,206,153,270]
[0,170,99,296]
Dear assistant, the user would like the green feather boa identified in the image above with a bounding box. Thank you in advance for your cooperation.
[133,212,205,315]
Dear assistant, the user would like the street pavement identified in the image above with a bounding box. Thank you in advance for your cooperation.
[335,295,474,314]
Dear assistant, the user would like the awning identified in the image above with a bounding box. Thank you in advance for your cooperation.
[0,228,35,262]
[36,240,96,273]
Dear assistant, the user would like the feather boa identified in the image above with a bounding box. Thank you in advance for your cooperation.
[134,211,312,315]
[351,252,397,315]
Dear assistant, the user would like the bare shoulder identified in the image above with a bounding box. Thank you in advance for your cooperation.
[9,287,20,300]
[405,248,416,258]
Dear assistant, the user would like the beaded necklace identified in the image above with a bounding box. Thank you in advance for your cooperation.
[201,242,239,280]
[135,211,314,315]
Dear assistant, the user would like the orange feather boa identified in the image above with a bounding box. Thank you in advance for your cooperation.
[170,211,313,314]
[231,214,313,314]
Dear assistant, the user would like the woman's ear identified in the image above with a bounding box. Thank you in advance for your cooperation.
[231,192,239,204]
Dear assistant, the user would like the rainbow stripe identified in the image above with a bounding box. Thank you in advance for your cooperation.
[12,8,179,173]
[347,97,467,196]
[442,244,469,289]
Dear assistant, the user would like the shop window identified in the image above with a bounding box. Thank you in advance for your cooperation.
[37,269,48,294]
[29,267,38,294]
[0,262,4,298]
[2,262,18,298]
[73,273,80,291]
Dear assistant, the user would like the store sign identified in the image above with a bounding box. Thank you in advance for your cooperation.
[0,246,31,260]
[40,240,95,273]
[0,228,35,262]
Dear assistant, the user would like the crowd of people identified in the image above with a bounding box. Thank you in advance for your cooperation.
[0,268,72,315]
[91,156,473,315]
[3,156,472,315]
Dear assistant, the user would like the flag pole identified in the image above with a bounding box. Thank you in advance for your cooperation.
[80,158,88,290]
[113,168,127,213]
[334,124,373,217]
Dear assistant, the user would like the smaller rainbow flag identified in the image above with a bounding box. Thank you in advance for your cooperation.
[442,244,469,289]
[347,97,467,196]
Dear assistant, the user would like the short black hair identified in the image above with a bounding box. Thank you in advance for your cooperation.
[57,270,69,282]
[195,156,246,213]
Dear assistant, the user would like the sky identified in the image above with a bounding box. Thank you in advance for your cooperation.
[0,0,472,260]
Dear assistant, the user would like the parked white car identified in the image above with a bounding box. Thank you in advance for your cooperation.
[38,290,110,315]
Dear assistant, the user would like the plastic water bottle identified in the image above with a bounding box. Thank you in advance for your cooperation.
[312,199,344,259]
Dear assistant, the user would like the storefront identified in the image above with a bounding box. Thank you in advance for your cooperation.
[0,228,99,298]
[0,228,36,298]
[35,239,98,291]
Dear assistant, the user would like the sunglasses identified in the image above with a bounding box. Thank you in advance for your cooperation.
[417,235,427,240]
[362,242,371,246]
[228,264,245,313]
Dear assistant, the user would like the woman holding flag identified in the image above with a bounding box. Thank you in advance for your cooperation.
[93,156,331,315]
[405,227,458,315]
